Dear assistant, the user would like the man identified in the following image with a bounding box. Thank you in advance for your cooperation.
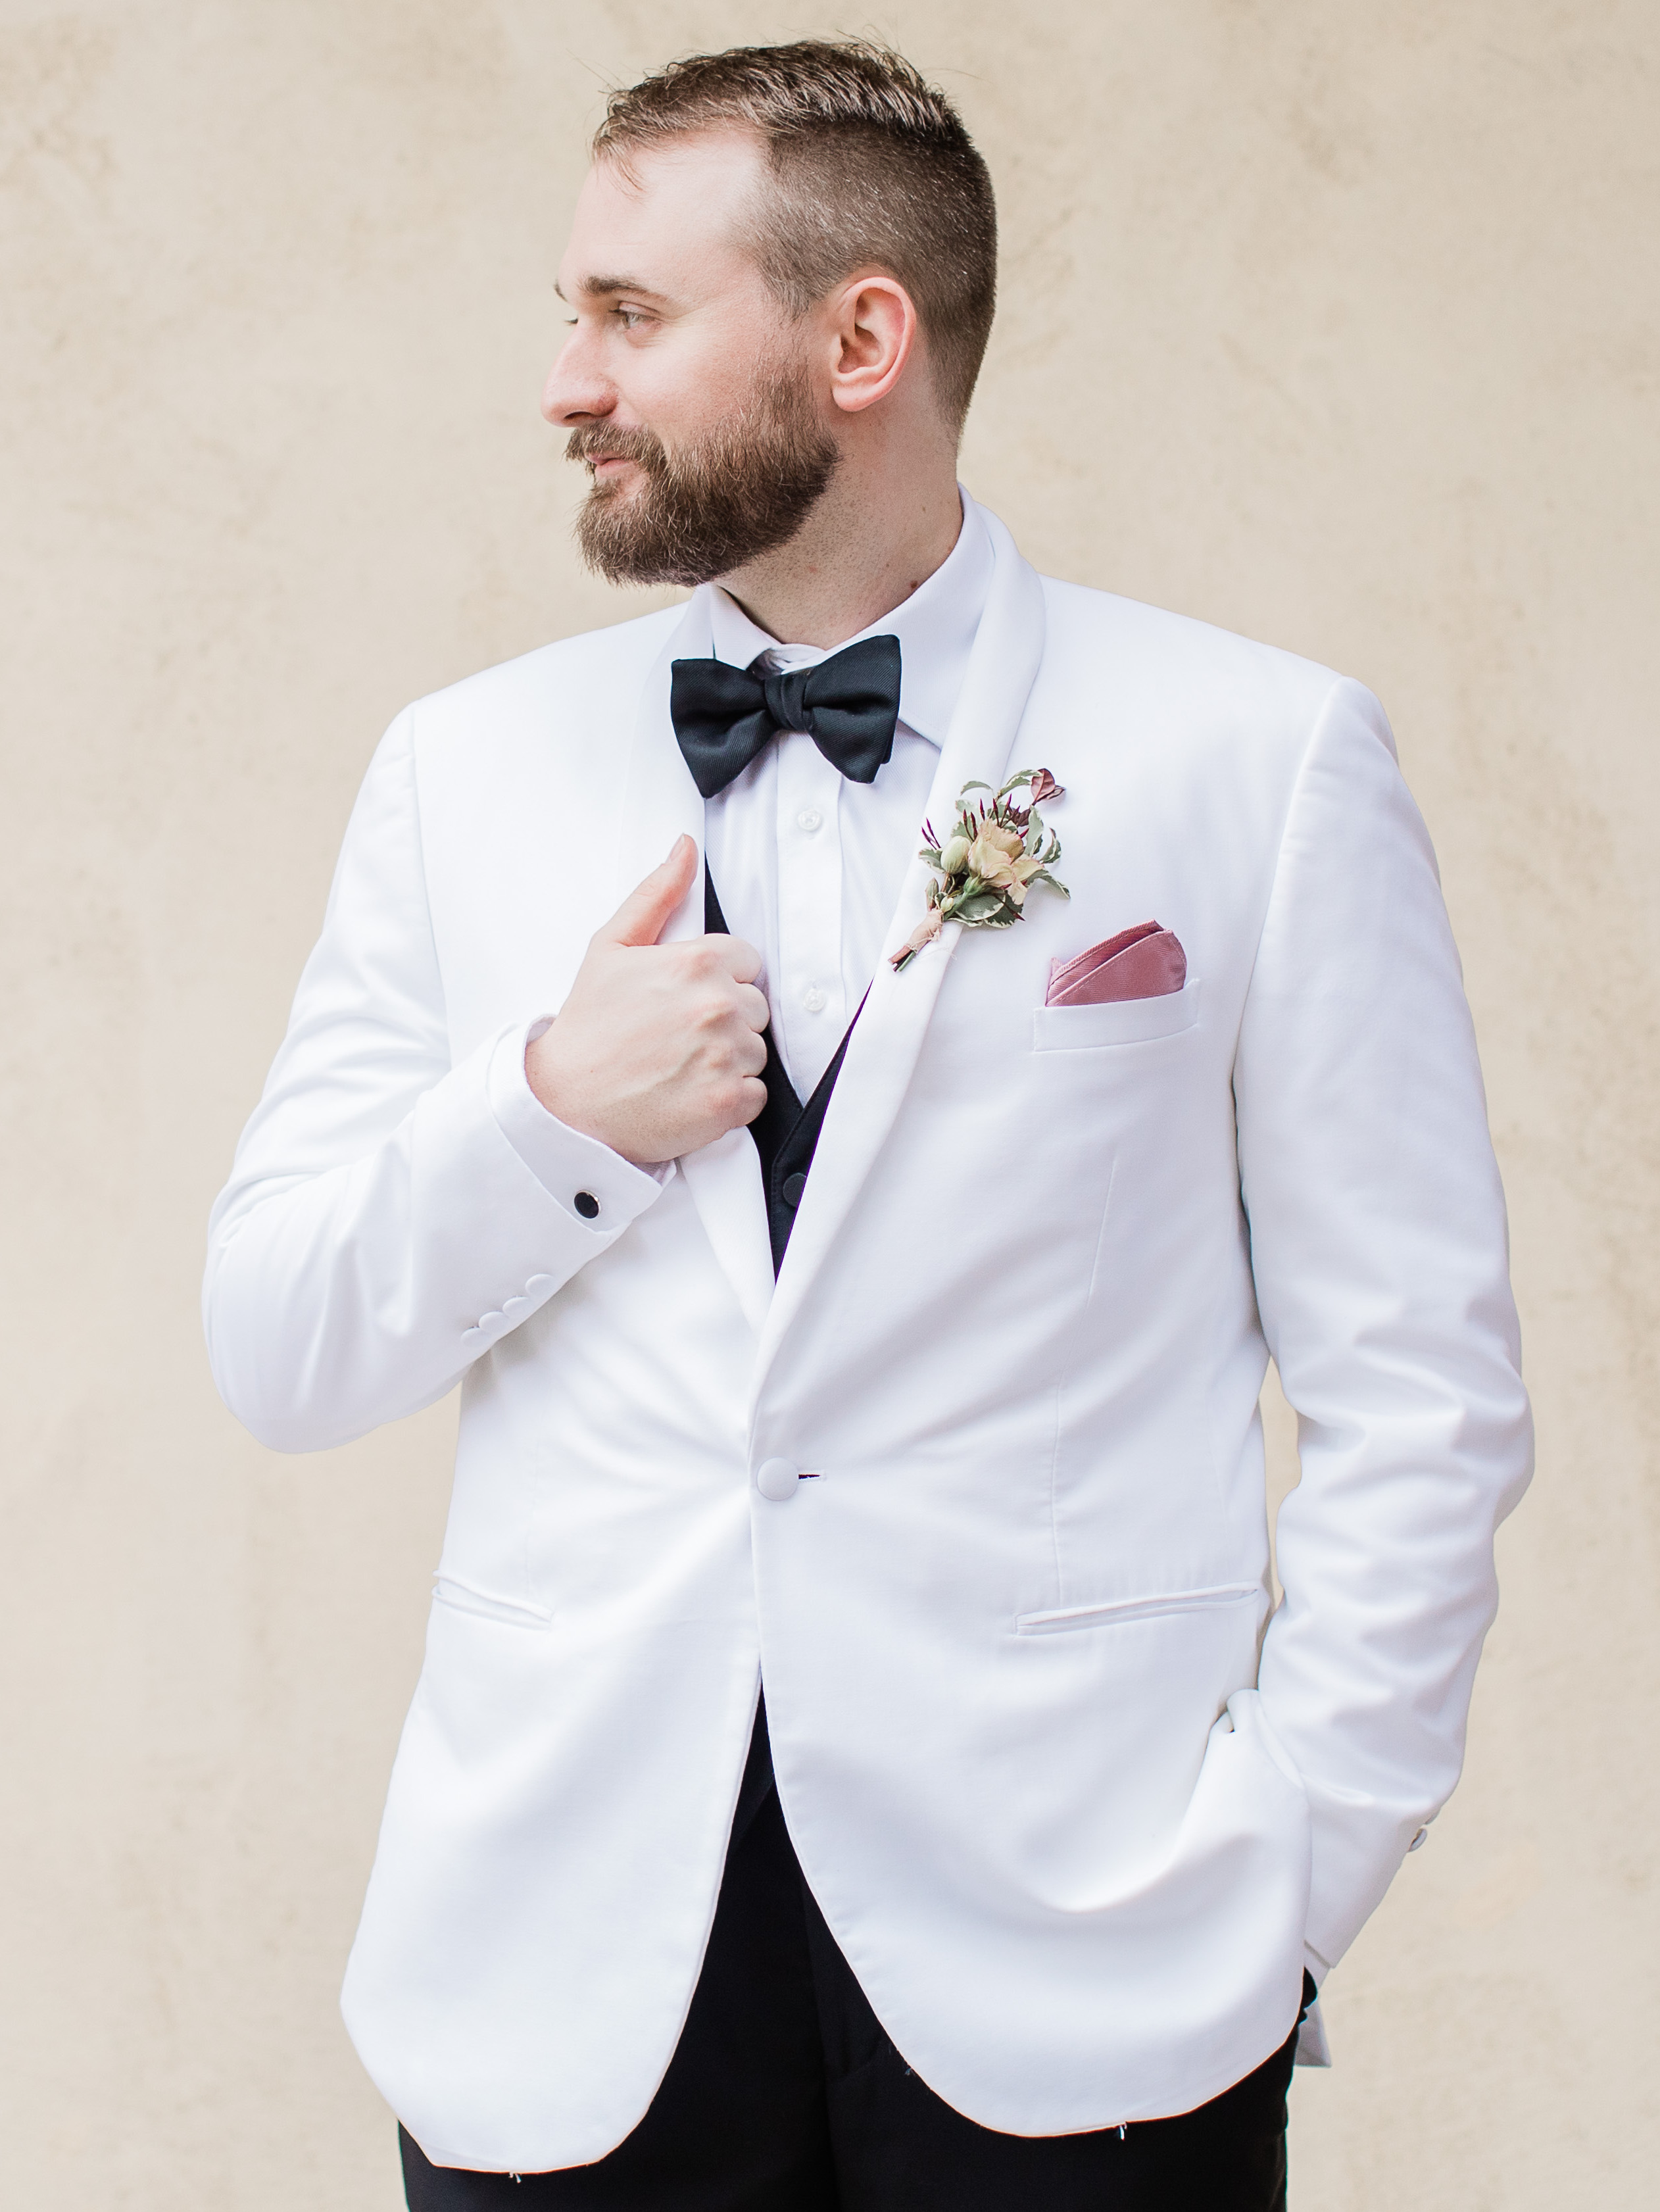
[205,39,1532,2211]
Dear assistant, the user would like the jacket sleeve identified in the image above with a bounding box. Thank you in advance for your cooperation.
[203,708,669,1454]
[1234,676,1532,1977]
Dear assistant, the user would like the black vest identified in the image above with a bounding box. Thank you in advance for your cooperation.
[704,872,862,1276]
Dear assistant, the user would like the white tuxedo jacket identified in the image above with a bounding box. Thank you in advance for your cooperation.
[205,503,1531,2171]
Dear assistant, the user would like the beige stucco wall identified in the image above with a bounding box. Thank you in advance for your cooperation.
[3,2,1655,2202]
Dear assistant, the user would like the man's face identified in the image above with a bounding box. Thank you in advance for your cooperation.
[545,132,839,587]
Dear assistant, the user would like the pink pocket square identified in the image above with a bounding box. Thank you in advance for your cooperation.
[1046,922,1188,1006]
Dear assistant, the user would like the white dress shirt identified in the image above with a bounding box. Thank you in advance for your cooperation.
[702,492,994,1098]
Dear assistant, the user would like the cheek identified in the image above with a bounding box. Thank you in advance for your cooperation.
[640,320,791,439]
[640,355,734,438]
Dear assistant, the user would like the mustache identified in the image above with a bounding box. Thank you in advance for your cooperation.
[564,424,666,473]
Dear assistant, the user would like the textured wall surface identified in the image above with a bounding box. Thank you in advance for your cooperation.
[3,3,1655,2204]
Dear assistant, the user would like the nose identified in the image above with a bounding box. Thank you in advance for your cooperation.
[542,328,616,429]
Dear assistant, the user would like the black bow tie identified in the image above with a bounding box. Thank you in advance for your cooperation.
[670,634,902,800]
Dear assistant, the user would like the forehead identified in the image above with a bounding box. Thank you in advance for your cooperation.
[560,130,769,298]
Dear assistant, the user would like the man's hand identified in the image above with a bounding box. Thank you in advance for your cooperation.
[527,835,769,1166]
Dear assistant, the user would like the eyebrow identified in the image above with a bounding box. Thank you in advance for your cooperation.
[554,274,671,303]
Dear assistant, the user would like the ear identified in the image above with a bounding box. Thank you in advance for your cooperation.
[827,274,919,416]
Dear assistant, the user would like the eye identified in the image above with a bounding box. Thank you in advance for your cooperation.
[613,306,651,332]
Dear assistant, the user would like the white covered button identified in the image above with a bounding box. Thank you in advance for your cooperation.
[1408,1826,1428,1852]
[501,1296,531,1324]
[755,1458,800,1502]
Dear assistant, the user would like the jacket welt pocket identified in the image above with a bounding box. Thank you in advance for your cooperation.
[1031,979,1202,1052]
[432,1575,553,1629]
[1016,1581,1257,1635]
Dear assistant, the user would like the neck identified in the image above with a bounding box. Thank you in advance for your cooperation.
[716,439,964,649]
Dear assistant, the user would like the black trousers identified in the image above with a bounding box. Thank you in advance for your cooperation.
[401,1777,1309,2212]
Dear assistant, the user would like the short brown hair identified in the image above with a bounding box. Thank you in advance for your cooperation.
[593,40,996,431]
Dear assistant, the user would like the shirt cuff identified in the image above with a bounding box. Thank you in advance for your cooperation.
[1294,1944,1332,2067]
[1294,1994,1332,2067]
[487,1018,674,1229]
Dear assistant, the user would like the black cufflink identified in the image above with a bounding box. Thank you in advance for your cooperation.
[574,1191,600,1219]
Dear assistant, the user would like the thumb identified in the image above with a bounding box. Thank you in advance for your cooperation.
[599,834,699,948]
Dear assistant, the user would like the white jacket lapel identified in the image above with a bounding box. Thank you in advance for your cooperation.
[623,593,776,1340]
[751,508,1048,1390]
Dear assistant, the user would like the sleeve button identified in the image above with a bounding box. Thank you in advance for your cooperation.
[574,1191,600,1220]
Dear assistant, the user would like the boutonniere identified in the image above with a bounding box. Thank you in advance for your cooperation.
[890,769,1069,972]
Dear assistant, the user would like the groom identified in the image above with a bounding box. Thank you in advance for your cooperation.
[205,38,1532,2211]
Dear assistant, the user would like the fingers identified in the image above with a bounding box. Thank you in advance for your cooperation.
[684,934,766,993]
[719,934,764,985]
[734,1074,768,1127]
[733,981,771,1034]
[598,835,699,949]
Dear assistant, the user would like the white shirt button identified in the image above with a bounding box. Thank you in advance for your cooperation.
[755,1458,799,1502]
[796,806,823,833]
[801,985,827,1014]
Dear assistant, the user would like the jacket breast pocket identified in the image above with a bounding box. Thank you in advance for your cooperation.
[1031,979,1202,1052]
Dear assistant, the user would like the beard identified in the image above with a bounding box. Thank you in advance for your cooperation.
[568,355,840,588]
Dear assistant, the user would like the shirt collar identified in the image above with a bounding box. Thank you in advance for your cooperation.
[705,488,992,749]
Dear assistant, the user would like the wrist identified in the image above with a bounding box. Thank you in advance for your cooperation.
[525,1020,587,1132]
[525,1022,649,1166]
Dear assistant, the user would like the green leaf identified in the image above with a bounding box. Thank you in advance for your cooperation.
[952,891,1006,923]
